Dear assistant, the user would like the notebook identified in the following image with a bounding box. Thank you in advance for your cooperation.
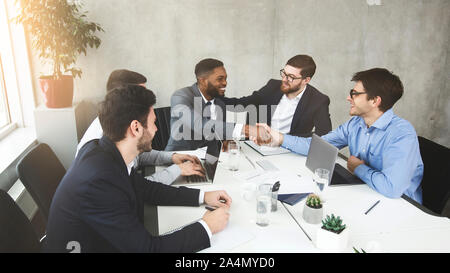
[278,193,311,206]
[244,140,291,156]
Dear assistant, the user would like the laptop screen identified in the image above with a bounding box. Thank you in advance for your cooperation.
[305,134,338,183]
[204,140,222,180]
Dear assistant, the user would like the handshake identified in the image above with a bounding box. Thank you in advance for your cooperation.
[244,123,284,147]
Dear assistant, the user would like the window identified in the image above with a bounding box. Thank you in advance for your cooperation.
[0,0,36,192]
[0,0,35,140]
[0,54,11,129]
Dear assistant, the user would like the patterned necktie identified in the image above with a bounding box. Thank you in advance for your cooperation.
[205,101,212,118]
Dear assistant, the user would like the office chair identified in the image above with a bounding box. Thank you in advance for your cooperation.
[418,136,450,217]
[0,190,41,253]
[16,143,66,222]
[152,106,171,151]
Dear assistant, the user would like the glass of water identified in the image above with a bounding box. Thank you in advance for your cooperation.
[228,140,240,171]
[256,183,272,227]
[314,168,330,200]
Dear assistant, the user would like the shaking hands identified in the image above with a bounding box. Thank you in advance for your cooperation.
[247,123,284,147]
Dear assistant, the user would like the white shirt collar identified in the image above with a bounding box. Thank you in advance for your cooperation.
[197,85,215,105]
[281,85,307,102]
[127,160,135,175]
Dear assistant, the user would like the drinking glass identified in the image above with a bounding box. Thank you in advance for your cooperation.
[228,140,240,171]
[256,183,272,227]
[313,168,330,201]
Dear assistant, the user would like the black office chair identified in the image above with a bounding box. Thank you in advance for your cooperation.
[16,143,66,222]
[418,136,450,217]
[152,106,171,151]
[0,190,41,252]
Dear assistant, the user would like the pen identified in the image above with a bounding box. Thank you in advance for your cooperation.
[364,200,380,215]
[272,181,280,192]
[205,206,216,211]
[244,154,256,169]
[246,172,262,180]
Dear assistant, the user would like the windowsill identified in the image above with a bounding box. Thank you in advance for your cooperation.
[7,179,38,219]
[1,127,39,219]
[0,123,17,140]
[0,126,37,174]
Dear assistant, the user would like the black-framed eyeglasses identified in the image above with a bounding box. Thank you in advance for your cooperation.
[280,69,303,83]
[349,89,366,99]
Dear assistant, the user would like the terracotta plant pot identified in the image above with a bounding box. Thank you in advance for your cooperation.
[39,75,73,108]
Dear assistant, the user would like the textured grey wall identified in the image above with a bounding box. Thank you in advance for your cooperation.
[29,0,450,147]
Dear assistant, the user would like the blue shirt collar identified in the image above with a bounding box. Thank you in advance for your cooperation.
[371,109,394,130]
[358,108,395,131]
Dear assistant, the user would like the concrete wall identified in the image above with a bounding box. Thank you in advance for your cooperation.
[28,0,450,147]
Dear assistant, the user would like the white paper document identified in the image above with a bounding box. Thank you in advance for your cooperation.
[235,170,317,194]
[174,146,207,160]
[233,169,265,181]
[200,225,255,252]
[244,141,291,156]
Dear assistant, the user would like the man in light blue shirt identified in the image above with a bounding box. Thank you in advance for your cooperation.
[255,68,423,203]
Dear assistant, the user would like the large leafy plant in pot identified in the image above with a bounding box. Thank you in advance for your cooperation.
[14,0,104,108]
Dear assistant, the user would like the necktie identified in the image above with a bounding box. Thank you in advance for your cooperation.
[205,101,212,118]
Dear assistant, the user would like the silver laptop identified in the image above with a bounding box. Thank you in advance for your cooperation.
[172,140,222,186]
[305,134,338,184]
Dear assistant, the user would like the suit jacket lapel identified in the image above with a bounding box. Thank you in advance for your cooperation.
[290,85,311,133]
[215,98,226,122]
[189,83,209,117]
[268,90,284,126]
[191,83,226,121]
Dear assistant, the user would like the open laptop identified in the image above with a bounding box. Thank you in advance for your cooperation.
[172,140,222,186]
[244,140,291,156]
[305,134,339,184]
[305,134,364,186]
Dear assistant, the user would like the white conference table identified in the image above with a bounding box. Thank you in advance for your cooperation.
[157,141,450,253]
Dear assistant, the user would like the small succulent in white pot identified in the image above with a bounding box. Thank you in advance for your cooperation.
[316,214,349,251]
[302,194,323,224]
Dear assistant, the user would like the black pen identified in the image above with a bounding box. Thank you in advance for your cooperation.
[272,181,280,192]
[364,200,380,215]
[205,206,217,211]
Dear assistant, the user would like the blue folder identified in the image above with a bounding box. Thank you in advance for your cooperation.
[278,193,311,206]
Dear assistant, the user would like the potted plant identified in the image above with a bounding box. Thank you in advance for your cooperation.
[14,0,104,108]
[315,214,349,251]
[302,193,323,224]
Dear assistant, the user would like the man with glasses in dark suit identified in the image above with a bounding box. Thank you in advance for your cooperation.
[221,54,332,137]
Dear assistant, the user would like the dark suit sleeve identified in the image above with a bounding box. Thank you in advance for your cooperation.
[313,96,332,136]
[139,175,201,207]
[79,176,209,253]
[221,91,261,107]
[221,79,276,107]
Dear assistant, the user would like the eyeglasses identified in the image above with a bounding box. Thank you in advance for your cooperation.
[349,89,366,99]
[280,69,303,83]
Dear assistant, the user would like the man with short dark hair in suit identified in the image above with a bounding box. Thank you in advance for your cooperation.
[221,55,332,137]
[44,84,231,253]
[165,58,271,151]
[77,69,205,184]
